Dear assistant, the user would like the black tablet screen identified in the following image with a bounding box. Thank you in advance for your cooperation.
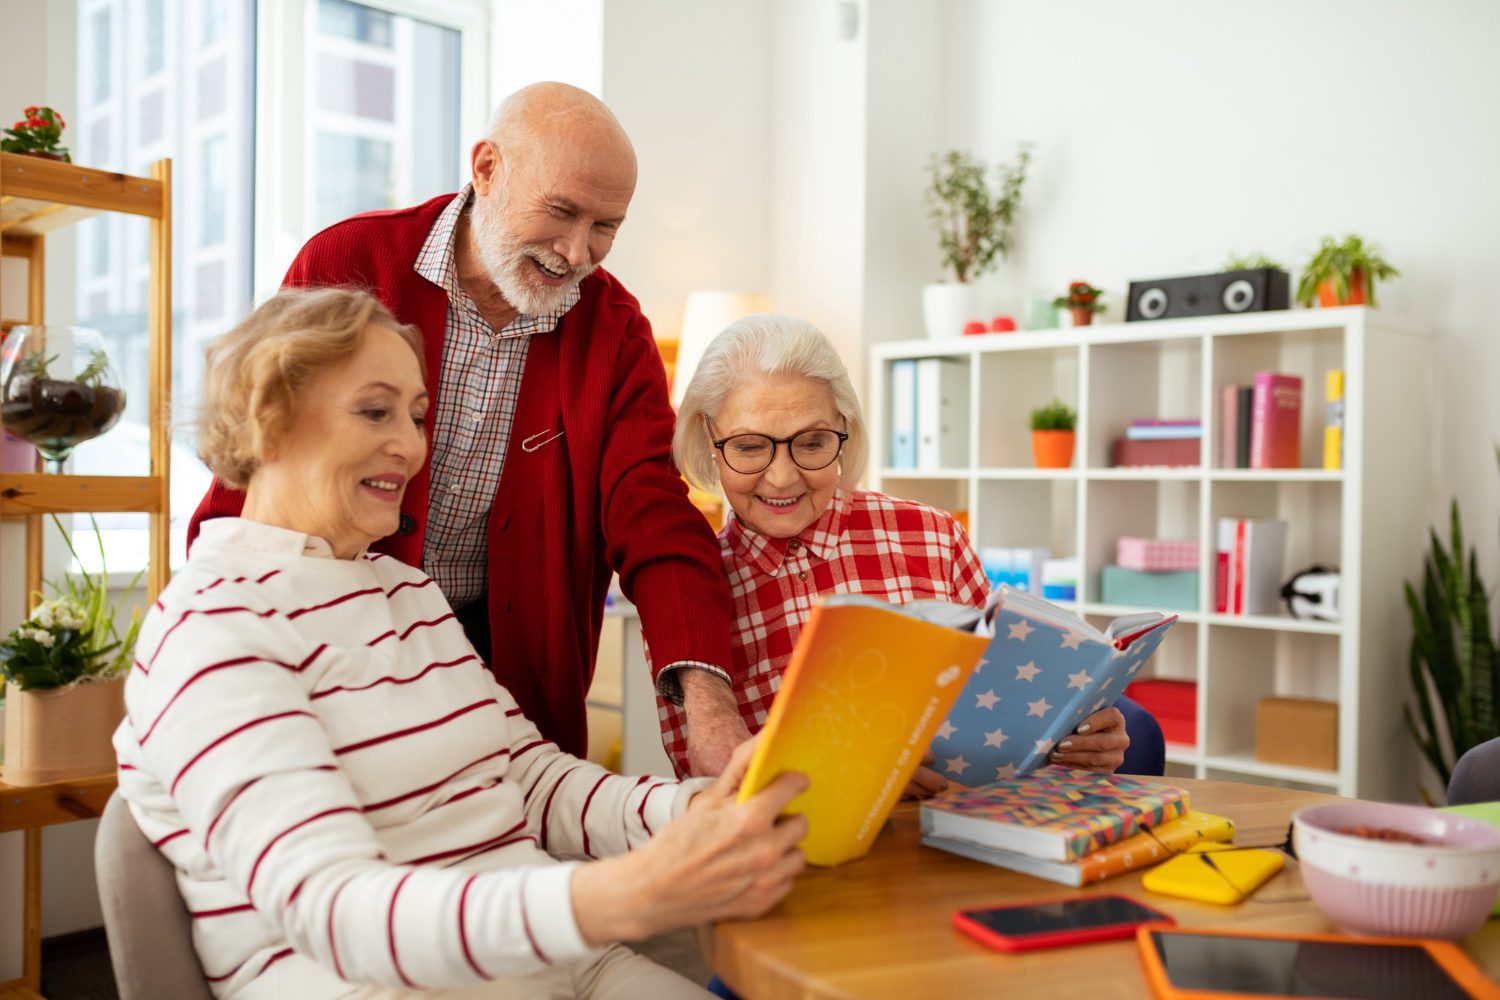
[1151,931,1473,999]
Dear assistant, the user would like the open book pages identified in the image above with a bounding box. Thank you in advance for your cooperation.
[983,584,1167,645]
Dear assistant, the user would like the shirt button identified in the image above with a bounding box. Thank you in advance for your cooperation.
[788,540,801,551]
[471,413,482,425]
[799,571,809,582]
[449,484,461,495]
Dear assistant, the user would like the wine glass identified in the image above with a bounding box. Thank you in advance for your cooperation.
[0,325,127,473]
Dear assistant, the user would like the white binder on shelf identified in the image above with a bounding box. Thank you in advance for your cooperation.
[889,359,918,469]
[915,357,969,469]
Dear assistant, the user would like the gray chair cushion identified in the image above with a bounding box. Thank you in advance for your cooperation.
[95,793,214,1000]
[1449,736,1500,806]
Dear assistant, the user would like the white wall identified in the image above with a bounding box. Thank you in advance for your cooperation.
[599,0,771,342]
[940,0,1500,582]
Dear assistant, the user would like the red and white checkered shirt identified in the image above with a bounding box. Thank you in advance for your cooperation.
[657,488,988,776]
[414,185,579,607]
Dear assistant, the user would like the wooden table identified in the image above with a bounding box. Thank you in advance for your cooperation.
[0,773,118,998]
[702,778,1500,999]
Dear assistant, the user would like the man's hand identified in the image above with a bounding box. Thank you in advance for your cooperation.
[1048,706,1129,773]
[679,669,752,777]
[569,737,807,945]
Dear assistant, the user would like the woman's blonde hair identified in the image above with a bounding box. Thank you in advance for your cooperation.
[197,287,424,488]
[673,314,868,493]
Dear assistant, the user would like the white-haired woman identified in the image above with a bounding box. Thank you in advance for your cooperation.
[115,288,807,1000]
[660,314,1132,791]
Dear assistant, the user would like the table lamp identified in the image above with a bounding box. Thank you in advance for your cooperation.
[671,290,770,409]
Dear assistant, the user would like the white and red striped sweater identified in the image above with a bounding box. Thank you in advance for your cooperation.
[115,518,702,998]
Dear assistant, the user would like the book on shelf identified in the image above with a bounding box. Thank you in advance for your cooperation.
[888,359,917,468]
[1131,418,1202,428]
[915,357,969,469]
[918,771,1191,862]
[1125,421,1202,441]
[1219,385,1238,468]
[979,546,1048,595]
[735,596,990,866]
[1111,436,1200,467]
[1249,371,1303,468]
[923,809,1235,886]
[1214,518,1288,615]
[1236,385,1253,467]
[931,585,1178,782]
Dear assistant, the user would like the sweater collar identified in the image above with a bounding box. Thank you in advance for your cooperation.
[723,488,849,575]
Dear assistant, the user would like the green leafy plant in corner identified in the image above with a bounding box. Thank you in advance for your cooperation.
[1404,448,1500,803]
[0,514,143,691]
[1222,252,1284,272]
[1296,234,1400,308]
[925,144,1033,284]
[1029,400,1076,432]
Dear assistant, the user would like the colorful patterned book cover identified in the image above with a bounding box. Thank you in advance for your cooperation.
[736,600,990,866]
[919,771,1191,862]
[922,810,1234,886]
[931,585,1178,783]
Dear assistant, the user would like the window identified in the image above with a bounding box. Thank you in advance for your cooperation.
[66,0,485,572]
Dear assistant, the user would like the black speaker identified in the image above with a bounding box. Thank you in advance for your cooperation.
[1126,268,1290,322]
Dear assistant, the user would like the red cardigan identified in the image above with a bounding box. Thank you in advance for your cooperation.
[188,195,733,757]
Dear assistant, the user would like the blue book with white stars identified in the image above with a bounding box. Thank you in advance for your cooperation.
[930,585,1177,784]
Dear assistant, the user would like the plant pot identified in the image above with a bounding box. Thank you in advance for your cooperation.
[10,150,66,161]
[1032,429,1076,469]
[1070,307,1096,327]
[922,282,988,340]
[1316,269,1367,308]
[2,676,125,786]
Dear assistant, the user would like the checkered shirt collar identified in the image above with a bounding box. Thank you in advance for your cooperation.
[414,184,579,335]
[724,488,850,575]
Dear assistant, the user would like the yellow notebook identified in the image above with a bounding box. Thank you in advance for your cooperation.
[736,599,989,866]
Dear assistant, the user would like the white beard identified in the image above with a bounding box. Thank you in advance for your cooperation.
[470,190,596,317]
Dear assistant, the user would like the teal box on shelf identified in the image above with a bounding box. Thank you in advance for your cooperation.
[1100,565,1199,611]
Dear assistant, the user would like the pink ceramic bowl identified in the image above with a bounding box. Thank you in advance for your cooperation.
[1293,801,1500,938]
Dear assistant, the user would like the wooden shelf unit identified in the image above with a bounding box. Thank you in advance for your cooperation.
[0,152,173,997]
[869,307,1432,801]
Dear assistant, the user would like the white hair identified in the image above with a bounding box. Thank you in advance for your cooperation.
[673,314,868,494]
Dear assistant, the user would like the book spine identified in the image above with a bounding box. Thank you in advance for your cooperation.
[1215,519,1231,613]
[1236,386,1253,467]
[1125,425,1203,441]
[1250,372,1303,469]
[1110,437,1200,467]
[915,359,969,469]
[1232,518,1247,615]
[1076,812,1236,884]
[1249,373,1271,469]
[889,360,916,469]
[1220,384,1239,468]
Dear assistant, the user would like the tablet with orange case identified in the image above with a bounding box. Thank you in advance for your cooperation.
[1136,925,1500,1000]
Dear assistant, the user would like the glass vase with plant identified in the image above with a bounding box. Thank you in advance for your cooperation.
[0,515,143,692]
[1296,234,1399,308]
[0,325,127,472]
[1,105,71,161]
[1053,281,1106,326]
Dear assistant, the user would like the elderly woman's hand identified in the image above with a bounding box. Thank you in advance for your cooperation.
[901,749,949,800]
[1047,706,1129,773]
[569,736,808,945]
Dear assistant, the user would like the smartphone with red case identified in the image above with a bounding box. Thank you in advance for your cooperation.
[953,894,1175,952]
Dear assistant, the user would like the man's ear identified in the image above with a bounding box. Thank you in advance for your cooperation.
[471,139,501,197]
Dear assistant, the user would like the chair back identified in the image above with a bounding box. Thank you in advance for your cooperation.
[95,793,213,1000]
[1449,737,1500,806]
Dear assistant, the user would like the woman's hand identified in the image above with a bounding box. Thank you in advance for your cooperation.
[569,736,808,945]
[900,749,949,800]
[1048,706,1129,773]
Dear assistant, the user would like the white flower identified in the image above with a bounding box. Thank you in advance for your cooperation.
[20,627,56,648]
[31,602,56,629]
[30,598,85,631]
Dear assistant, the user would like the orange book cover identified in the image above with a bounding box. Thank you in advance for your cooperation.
[736,600,989,866]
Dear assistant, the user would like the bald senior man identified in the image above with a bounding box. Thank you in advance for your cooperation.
[189,83,748,776]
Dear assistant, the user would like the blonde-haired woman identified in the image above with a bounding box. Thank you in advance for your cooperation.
[116,288,807,999]
[660,314,1135,789]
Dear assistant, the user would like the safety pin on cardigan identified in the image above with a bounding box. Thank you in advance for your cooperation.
[521,428,565,452]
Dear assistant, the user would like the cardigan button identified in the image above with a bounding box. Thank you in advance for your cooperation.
[398,514,416,536]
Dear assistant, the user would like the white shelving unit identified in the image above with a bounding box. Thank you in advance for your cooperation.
[869,307,1432,801]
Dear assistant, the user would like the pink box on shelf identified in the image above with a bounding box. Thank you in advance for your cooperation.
[1116,536,1200,573]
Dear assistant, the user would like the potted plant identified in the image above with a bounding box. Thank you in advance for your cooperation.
[1,105,71,162]
[922,144,1032,339]
[1,515,141,785]
[1296,234,1399,308]
[1030,399,1076,469]
[1053,281,1106,327]
[1404,452,1500,803]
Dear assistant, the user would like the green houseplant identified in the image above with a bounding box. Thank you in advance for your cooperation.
[920,144,1033,338]
[1404,450,1500,803]
[1029,399,1076,469]
[1222,252,1284,272]
[1,105,71,161]
[0,514,141,785]
[1296,234,1399,308]
[1052,281,1106,327]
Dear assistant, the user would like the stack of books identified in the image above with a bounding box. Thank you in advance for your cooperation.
[921,772,1233,886]
[1111,418,1201,468]
[1220,371,1303,469]
[1214,518,1288,615]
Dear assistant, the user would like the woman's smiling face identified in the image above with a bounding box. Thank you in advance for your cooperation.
[711,375,843,539]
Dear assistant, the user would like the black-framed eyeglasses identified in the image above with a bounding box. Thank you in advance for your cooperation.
[711,428,849,475]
